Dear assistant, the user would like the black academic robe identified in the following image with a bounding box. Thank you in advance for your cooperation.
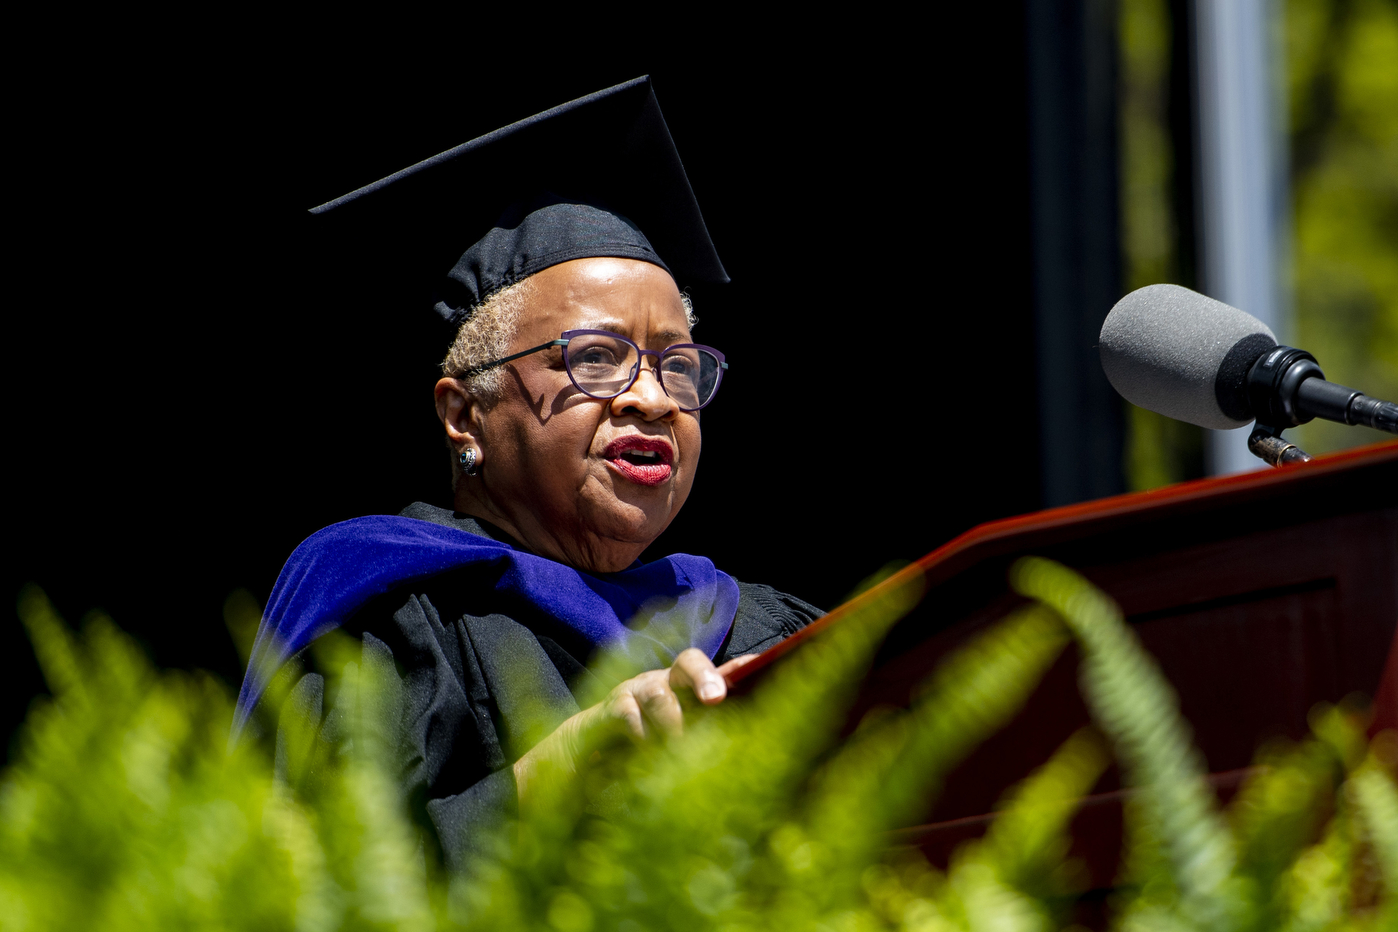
[272,502,822,870]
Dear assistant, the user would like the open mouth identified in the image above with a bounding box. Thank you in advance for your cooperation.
[604,436,674,486]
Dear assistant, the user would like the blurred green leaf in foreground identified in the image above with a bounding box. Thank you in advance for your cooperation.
[3,561,1394,930]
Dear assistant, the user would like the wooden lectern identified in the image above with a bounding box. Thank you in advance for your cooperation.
[730,440,1398,895]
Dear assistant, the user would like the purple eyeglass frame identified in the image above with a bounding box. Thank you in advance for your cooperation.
[461,328,729,411]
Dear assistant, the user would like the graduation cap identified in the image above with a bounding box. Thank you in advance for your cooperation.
[310,76,728,336]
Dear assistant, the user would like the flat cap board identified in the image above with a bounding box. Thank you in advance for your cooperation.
[309,76,727,334]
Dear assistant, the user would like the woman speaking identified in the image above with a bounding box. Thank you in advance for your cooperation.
[234,77,821,870]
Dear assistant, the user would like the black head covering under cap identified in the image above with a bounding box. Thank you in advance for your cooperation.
[309,76,728,331]
[437,193,670,325]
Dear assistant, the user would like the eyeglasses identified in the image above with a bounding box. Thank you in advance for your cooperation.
[462,329,729,411]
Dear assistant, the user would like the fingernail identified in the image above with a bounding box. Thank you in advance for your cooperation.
[698,677,723,702]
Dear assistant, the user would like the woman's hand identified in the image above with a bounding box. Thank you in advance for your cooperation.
[512,649,757,807]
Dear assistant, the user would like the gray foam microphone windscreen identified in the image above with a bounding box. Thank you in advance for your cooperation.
[1099,284,1277,430]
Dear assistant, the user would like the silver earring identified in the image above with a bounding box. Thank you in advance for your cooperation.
[459,447,478,477]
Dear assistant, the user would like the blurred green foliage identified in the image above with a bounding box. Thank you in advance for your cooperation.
[4,562,1395,930]
[1118,0,1398,488]
[1287,0,1398,457]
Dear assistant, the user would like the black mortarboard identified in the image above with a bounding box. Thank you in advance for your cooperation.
[310,76,728,331]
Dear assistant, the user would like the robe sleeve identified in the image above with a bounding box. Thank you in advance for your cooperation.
[371,590,583,871]
[271,588,578,873]
[715,581,825,662]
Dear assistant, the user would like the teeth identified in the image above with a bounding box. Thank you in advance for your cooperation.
[616,448,663,463]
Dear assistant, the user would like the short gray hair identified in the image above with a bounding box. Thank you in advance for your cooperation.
[441,277,536,404]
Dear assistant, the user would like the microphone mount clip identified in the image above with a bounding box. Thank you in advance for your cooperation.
[1244,346,1319,467]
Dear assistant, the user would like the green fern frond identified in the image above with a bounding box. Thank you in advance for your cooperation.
[1350,757,1398,925]
[1010,557,1243,930]
[1277,794,1357,932]
[925,727,1112,932]
[982,726,1111,893]
[1228,736,1341,905]
[803,605,1071,876]
[15,584,87,704]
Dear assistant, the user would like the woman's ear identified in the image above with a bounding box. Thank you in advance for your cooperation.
[435,378,484,447]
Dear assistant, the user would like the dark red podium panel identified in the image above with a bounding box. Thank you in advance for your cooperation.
[730,440,1398,886]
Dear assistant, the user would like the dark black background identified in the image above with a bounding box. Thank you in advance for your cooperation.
[7,13,1045,741]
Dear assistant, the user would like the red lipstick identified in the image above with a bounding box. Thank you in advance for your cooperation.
[603,436,674,486]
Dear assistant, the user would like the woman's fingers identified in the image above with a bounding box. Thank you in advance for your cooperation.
[670,647,727,704]
[521,649,734,804]
[594,650,740,748]
[602,669,684,740]
[606,690,649,742]
[635,671,686,736]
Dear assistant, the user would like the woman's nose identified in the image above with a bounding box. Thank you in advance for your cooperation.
[610,362,679,421]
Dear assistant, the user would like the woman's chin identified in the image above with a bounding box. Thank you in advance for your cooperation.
[576,501,671,552]
[591,508,671,547]
[563,475,689,568]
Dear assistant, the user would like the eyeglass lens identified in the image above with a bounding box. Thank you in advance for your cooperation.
[563,332,722,410]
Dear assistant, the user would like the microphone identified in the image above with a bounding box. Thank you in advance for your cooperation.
[1099,284,1398,437]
